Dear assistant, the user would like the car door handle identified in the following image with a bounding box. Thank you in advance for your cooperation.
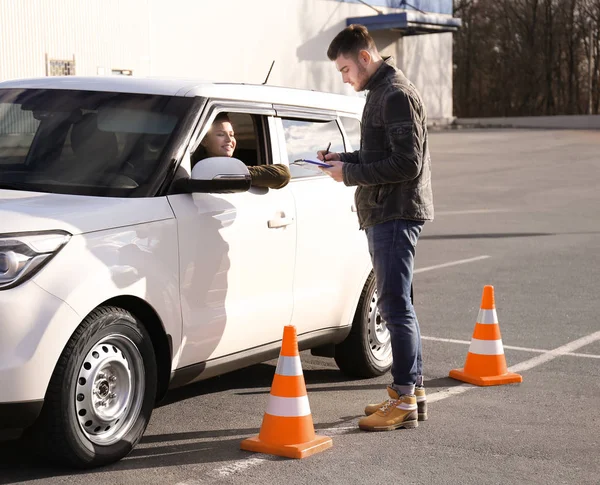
[268,213,295,228]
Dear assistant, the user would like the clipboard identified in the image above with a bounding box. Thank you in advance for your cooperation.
[292,158,333,168]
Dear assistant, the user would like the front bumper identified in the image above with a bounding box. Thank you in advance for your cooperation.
[0,280,81,429]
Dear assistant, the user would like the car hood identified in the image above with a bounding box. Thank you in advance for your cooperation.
[0,189,174,235]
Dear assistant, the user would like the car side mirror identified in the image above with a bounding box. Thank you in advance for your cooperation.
[178,157,251,194]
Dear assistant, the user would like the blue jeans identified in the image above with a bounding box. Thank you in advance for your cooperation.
[365,219,424,386]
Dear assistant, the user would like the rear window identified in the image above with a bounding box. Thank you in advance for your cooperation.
[0,88,192,197]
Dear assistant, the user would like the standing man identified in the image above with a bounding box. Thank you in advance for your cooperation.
[318,24,434,431]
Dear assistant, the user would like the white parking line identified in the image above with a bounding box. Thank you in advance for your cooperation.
[175,331,600,484]
[174,255,493,483]
[208,456,271,478]
[422,335,600,359]
[565,352,600,359]
[508,330,600,373]
[428,330,600,403]
[183,253,596,482]
[415,255,491,274]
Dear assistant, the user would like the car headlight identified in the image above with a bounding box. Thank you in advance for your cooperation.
[0,231,71,290]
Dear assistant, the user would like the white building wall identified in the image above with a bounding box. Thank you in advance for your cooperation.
[145,0,392,97]
[402,32,454,124]
[0,0,455,121]
[0,0,151,79]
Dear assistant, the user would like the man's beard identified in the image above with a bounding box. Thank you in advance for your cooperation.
[355,63,369,92]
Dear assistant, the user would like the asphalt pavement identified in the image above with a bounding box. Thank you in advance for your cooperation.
[1,129,599,485]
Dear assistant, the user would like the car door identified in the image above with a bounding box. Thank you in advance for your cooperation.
[273,110,369,335]
[168,105,297,369]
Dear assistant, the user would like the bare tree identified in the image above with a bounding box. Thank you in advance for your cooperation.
[453,0,600,117]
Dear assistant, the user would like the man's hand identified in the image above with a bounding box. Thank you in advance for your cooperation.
[317,151,341,162]
[320,159,344,182]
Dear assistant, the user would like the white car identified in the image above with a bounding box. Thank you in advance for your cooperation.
[0,76,392,467]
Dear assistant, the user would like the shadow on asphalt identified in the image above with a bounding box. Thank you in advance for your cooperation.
[0,362,378,482]
[421,230,600,240]
[421,232,554,240]
[0,354,462,481]
[157,362,351,406]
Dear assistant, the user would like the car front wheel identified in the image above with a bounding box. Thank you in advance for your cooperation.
[33,306,157,468]
[335,273,393,377]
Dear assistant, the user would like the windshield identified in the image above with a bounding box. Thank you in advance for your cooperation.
[0,88,193,197]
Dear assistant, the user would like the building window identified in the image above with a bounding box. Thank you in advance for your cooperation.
[46,55,76,76]
[112,69,133,76]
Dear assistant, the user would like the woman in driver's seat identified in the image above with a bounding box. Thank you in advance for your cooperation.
[198,113,290,189]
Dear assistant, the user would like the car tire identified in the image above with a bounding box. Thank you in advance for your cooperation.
[334,272,393,378]
[33,306,157,468]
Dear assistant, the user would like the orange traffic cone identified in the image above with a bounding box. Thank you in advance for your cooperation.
[449,285,523,386]
[240,325,332,459]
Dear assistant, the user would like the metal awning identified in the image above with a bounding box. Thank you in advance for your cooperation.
[346,11,462,36]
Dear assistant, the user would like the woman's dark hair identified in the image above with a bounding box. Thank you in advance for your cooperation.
[327,24,377,61]
[213,112,231,124]
[192,112,233,165]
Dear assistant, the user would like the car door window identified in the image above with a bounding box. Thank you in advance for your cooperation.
[280,118,344,179]
[340,116,361,152]
[191,111,267,169]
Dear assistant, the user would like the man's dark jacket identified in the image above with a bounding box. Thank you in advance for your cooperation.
[341,57,434,229]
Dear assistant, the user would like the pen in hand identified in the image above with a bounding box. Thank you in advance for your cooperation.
[317,142,333,165]
[322,142,332,164]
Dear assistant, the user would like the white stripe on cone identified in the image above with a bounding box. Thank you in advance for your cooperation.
[469,338,504,355]
[265,395,311,417]
[477,309,498,324]
[275,355,303,376]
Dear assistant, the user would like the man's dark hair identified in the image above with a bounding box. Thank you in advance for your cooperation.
[327,24,377,61]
